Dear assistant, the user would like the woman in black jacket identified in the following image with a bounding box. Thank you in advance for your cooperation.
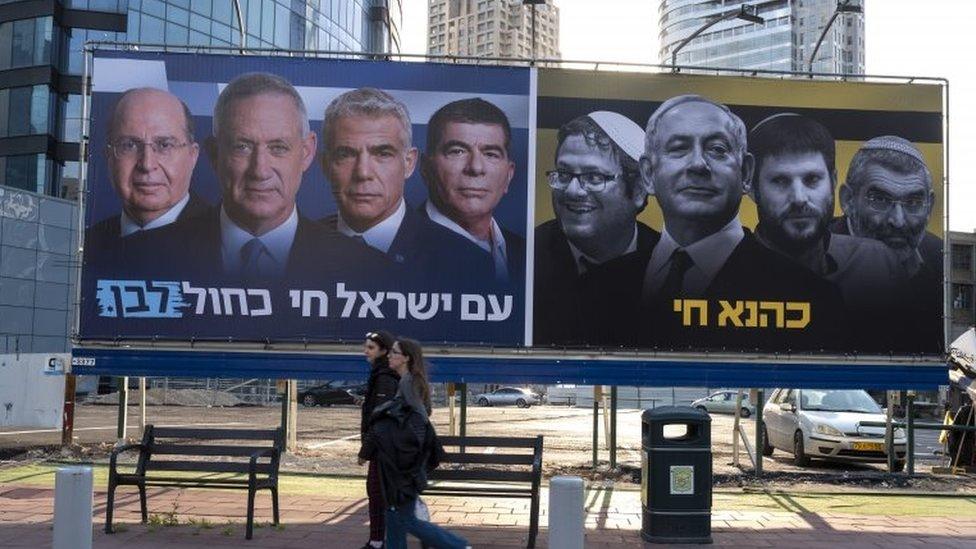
[360,340,469,549]
[358,330,399,549]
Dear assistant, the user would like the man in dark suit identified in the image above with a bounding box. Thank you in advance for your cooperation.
[830,135,944,353]
[85,88,210,277]
[420,98,525,286]
[535,111,657,347]
[639,95,846,352]
[180,73,384,285]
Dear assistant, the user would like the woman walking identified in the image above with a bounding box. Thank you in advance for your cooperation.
[359,331,400,549]
[361,338,469,549]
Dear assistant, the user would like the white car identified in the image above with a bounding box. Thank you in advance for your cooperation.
[473,387,542,408]
[763,388,907,471]
[691,391,755,417]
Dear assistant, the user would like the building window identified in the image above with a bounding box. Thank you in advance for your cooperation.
[954,284,974,310]
[0,17,54,71]
[952,244,974,271]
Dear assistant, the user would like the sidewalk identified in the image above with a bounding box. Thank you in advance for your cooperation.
[3,481,976,548]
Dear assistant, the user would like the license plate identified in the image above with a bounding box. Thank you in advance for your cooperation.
[852,442,884,451]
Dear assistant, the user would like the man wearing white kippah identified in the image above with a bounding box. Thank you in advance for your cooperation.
[534,110,658,346]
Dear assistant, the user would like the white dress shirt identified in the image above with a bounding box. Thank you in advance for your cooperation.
[566,225,638,275]
[220,206,298,277]
[337,199,406,255]
[425,201,509,281]
[643,216,745,298]
[120,194,190,237]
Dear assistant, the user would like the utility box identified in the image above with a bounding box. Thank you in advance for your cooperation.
[641,406,712,544]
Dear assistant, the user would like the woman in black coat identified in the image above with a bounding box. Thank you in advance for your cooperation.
[358,330,399,549]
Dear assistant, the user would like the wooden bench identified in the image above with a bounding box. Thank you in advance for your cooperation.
[426,435,543,548]
[105,425,284,539]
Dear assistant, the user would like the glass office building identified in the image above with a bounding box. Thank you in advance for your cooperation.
[0,0,401,353]
[659,0,864,74]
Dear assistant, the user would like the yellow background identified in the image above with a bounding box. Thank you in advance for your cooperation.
[535,70,945,237]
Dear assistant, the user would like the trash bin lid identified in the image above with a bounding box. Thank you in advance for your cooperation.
[642,405,711,423]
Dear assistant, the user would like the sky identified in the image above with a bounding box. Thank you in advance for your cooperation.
[400,0,975,232]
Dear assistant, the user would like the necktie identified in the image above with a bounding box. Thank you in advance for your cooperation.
[578,256,599,275]
[657,249,693,299]
[241,238,269,279]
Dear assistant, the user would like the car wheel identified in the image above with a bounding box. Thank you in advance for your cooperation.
[478,397,490,407]
[302,395,316,407]
[793,431,810,467]
[761,426,774,457]
[891,460,906,473]
[516,398,528,408]
[740,407,751,418]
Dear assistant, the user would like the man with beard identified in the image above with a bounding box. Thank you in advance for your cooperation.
[534,111,656,346]
[830,135,944,353]
[748,114,912,353]
[639,95,845,352]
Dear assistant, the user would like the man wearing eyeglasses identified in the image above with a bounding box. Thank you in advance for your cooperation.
[831,135,941,281]
[748,114,921,352]
[830,135,943,352]
[534,111,657,346]
[639,95,845,352]
[86,87,210,275]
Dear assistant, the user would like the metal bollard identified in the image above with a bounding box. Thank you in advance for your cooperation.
[53,466,93,549]
[548,476,584,549]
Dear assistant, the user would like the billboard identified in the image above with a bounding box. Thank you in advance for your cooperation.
[81,51,530,346]
[79,51,945,358]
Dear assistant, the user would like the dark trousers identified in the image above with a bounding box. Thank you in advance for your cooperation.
[367,459,385,542]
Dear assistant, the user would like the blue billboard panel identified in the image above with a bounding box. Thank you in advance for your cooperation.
[80,51,531,346]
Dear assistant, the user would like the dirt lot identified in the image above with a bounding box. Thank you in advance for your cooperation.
[2,402,972,493]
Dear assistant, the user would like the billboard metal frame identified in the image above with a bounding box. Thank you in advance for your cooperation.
[72,43,950,387]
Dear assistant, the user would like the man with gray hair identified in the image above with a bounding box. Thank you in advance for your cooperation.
[831,135,941,279]
[639,94,845,351]
[831,135,943,352]
[181,73,382,281]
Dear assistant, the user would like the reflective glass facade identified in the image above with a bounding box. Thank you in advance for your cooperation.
[0,185,78,353]
[0,0,399,352]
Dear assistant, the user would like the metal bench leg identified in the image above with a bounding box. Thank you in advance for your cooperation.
[105,478,117,534]
[270,486,280,525]
[246,487,256,539]
[528,492,540,548]
[138,483,148,523]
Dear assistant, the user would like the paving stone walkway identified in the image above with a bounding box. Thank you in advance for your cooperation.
[2,483,976,547]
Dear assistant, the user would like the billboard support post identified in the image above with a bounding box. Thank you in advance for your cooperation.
[755,389,764,477]
[116,377,128,444]
[447,383,456,436]
[61,374,76,447]
[138,377,146,435]
[592,386,601,467]
[459,383,467,452]
[886,391,896,472]
[907,391,916,475]
[610,386,618,469]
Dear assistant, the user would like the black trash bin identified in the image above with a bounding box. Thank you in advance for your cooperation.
[641,406,712,544]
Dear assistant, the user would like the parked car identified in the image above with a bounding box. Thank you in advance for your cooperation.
[691,391,755,417]
[763,388,907,471]
[299,381,366,407]
[473,387,542,408]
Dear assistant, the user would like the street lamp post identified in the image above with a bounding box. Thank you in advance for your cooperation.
[670,4,765,69]
[523,0,545,62]
[807,0,864,75]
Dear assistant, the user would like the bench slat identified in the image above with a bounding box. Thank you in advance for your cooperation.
[146,460,274,474]
[150,427,280,440]
[428,469,534,483]
[150,444,274,457]
[439,436,539,448]
[440,452,535,465]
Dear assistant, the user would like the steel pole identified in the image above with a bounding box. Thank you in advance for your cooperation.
[610,386,618,469]
[755,389,764,477]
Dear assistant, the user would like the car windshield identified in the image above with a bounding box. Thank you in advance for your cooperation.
[800,390,882,413]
